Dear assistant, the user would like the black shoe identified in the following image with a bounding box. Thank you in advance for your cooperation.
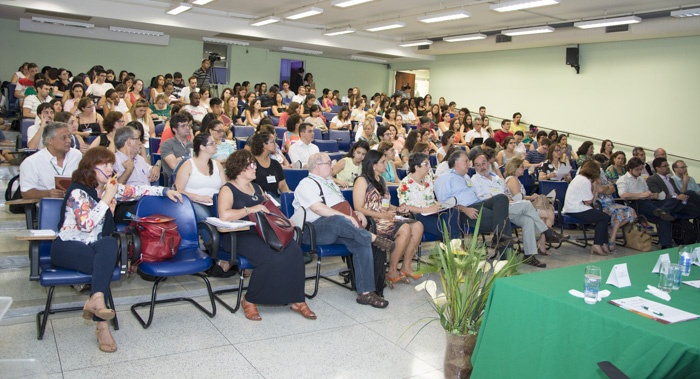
[523,255,546,268]
[545,229,569,244]
[653,209,675,222]
[492,236,516,249]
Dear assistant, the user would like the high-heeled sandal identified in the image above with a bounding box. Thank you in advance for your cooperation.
[590,246,608,256]
[385,273,409,289]
[400,269,423,280]
[537,246,550,256]
[290,302,317,320]
[95,324,117,353]
[241,297,261,321]
[83,292,115,321]
[607,241,617,253]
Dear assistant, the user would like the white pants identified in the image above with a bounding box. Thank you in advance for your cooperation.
[508,201,548,256]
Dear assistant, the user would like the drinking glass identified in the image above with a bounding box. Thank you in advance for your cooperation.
[658,261,673,293]
[584,265,602,304]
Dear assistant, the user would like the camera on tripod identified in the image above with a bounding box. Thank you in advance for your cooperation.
[208,53,221,62]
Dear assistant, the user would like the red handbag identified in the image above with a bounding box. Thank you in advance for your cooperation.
[128,215,181,266]
[247,200,295,252]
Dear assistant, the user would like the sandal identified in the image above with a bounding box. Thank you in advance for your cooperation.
[537,246,550,256]
[241,297,261,321]
[95,323,117,353]
[290,302,317,320]
[356,292,389,308]
[400,269,423,280]
[590,246,608,256]
[372,236,394,253]
[607,241,618,253]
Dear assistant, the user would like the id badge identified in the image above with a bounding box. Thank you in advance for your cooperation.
[266,175,277,184]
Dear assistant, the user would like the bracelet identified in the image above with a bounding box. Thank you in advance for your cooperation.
[244,207,249,214]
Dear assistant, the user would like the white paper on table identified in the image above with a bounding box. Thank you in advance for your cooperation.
[651,253,671,273]
[682,280,700,289]
[29,229,56,237]
[645,285,671,301]
[205,217,255,230]
[606,263,631,288]
[265,193,281,207]
[609,296,700,324]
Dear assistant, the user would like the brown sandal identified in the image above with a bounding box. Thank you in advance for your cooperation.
[356,292,389,308]
[241,297,261,321]
[290,302,317,320]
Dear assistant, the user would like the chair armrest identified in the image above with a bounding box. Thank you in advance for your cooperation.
[365,215,377,233]
[124,225,141,272]
[303,221,318,251]
[197,221,220,261]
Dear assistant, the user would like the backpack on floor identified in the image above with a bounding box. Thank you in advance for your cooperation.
[672,219,698,245]
[4,174,23,214]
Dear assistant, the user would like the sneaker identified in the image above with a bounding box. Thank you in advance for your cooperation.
[523,255,546,268]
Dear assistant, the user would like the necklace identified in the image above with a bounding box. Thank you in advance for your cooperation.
[232,180,258,201]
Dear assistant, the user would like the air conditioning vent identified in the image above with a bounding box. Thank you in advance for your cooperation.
[417,44,430,50]
[606,25,629,33]
[496,34,512,43]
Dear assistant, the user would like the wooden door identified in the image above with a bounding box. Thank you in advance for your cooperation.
[394,72,416,97]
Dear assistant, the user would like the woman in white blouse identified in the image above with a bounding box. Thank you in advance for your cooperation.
[330,106,352,130]
[562,160,611,256]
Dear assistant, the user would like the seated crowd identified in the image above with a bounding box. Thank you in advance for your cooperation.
[8,61,700,354]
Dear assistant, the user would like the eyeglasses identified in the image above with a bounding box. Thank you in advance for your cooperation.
[204,142,216,146]
[676,166,687,169]
[265,140,275,145]
[420,161,430,167]
[211,129,224,133]
[248,162,257,169]
[317,161,332,166]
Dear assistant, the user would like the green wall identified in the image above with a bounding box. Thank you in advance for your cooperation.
[393,35,700,161]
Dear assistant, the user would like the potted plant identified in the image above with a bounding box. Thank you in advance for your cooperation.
[413,216,521,378]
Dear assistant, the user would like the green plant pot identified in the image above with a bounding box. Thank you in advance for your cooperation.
[444,331,477,378]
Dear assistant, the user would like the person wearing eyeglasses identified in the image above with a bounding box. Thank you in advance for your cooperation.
[288,122,318,168]
[85,69,114,98]
[647,158,700,218]
[20,122,82,199]
[250,131,290,203]
[672,160,700,196]
[160,113,193,178]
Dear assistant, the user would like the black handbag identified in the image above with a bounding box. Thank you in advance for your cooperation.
[248,199,295,252]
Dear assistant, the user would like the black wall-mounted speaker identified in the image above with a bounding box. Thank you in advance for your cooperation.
[566,47,579,66]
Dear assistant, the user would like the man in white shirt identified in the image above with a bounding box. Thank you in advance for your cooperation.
[183,92,207,125]
[672,160,700,195]
[292,152,389,308]
[20,122,82,199]
[291,86,306,105]
[85,69,114,98]
[22,79,52,119]
[288,122,319,168]
[471,154,563,267]
[26,103,54,149]
[179,76,199,105]
[465,118,490,147]
[279,80,294,100]
[617,157,675,248]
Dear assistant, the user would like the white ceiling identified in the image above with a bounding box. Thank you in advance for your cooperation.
[2,0,700,61]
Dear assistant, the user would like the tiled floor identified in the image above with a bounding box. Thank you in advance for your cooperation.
[0,198,651,379]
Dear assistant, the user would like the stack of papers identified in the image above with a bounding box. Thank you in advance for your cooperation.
[609,296,699,324]
[421,197,457,216]
[29,230,56,237]
[205,217,255,230]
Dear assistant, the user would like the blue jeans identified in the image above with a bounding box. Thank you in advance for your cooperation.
[192,202,213,244]
[302,215,375,294]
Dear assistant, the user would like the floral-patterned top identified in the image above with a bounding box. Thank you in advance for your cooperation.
[59,183,164,244]
[397,174,437,208]
[605,165,626,183]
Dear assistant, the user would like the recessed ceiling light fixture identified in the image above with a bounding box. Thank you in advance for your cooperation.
[501,25,555,36]
[286,7,323,20]
[443,33,487,42]
[490,0,560,12]
[324,27,356,36]
[574,16,641,29]
[110,26,163,36]
[671,7,700,17]
[332,0,373,8]
[250,16,281,26]
[365,21,406,32]
[192,0,215,5]
[166,2,192,15]
[399,39,433,47]
[417,10,471,23]
[281,46,323,55]
[203,37,249,46]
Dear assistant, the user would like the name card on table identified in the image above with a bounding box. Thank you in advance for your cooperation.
[651,253,671,273]
[606,263,631,288]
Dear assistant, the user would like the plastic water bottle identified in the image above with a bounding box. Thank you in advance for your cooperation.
[125,212,140,222]
[679,246,692,277]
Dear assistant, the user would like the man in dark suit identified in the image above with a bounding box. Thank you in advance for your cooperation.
[647,157,700,218]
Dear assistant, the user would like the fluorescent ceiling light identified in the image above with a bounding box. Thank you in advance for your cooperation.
[350,55,387,63]
[417,10,471,23]
[31,16,94,28]
[203,37,249,46]
[365,21,406,32]
[671,7,700,17]
[166,2,192,15]
[286,7,323,20]
[192,0,214,4]
[324,27,355,36]
[280,46,323,55]
[502,25,554,36]
[574,16,641,29]
[490,0,560,12]
[399,39,433,47]
[332,0,373,8]
[443,33,487,42]
[250,16,281,26]
[110,26,163,36]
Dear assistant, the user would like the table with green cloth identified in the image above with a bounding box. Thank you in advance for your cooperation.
[471,246,700,379]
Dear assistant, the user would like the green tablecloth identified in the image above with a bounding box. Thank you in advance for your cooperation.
[471,246,700,379]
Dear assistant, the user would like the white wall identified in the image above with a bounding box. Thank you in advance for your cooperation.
[392,35,700,171]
